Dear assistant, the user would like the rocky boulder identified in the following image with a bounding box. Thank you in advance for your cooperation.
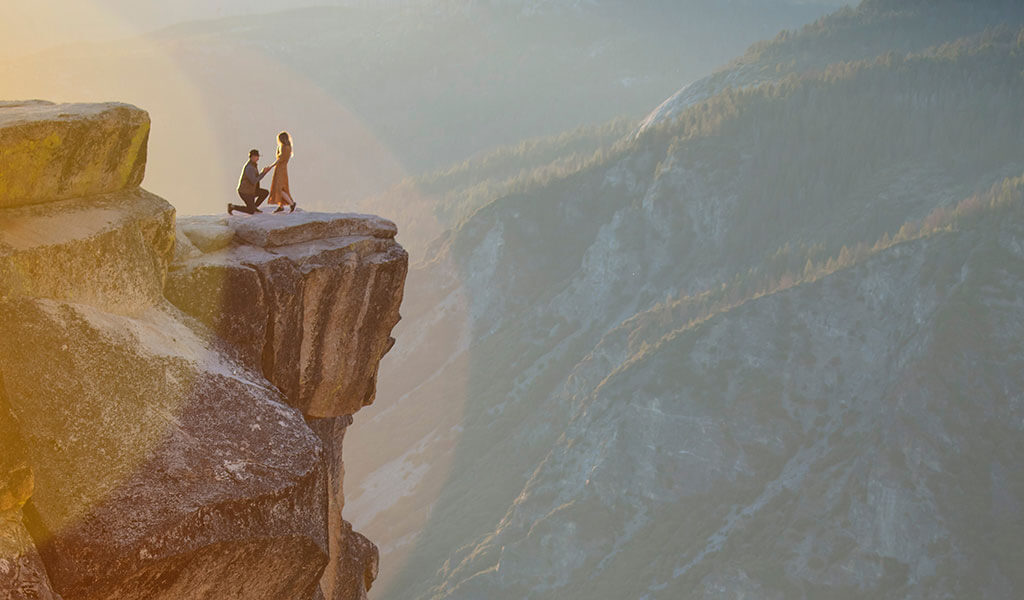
[1,378,61,600]
[0,101,149,209]
[0,298,329,600]
[0,189,175,315]
[167,213,408,418]
[230,212,398,248]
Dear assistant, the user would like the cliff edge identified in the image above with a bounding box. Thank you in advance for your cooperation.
[0,101,407,600]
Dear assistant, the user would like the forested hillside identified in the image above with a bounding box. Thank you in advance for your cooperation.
[375,0,1024,256]
[343,11,1024,599]
[637,0,1024,131]
[424,171,1024,600]
[371,118,635,255]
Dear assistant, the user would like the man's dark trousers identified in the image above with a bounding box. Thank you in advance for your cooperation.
[230,187,269,214]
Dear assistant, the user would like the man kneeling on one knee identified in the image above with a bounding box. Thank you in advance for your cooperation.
[229,149,273,215]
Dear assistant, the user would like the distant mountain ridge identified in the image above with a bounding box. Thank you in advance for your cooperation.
[342,5,1024,598]
[638,0,1024,132]
[365,0,1024,258]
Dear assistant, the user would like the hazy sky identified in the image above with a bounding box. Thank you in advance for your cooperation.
[0,1,360,57]
[1,1,850,58]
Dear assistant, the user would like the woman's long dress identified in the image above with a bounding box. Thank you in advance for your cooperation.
[269,143,292,206]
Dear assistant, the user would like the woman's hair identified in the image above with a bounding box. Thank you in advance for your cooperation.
[277,131,293,156]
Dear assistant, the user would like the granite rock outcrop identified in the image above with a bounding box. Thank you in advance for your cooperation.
[1,377,60,600]
[0,299,329,600]
[0,101,406,600]
[167,213,407,418]
[310,417,380,600]
[0,189,175,315]
[165,212,407,599]
[0,101,149,210]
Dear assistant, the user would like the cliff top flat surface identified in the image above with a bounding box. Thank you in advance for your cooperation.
[178,211,398,251]
[0,100,140,126]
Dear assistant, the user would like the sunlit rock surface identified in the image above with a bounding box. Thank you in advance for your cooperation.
[168,213,408,418]
[0,189,175,315]
[0,300,328,600]
[0,388,32,519]
[1,385,61,600]
[0,100,407,600]
[0,101,149,209]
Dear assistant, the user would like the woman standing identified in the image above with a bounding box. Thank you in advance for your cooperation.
[268,131,296,213]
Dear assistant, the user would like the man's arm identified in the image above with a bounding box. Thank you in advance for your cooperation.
[244,163,264,185]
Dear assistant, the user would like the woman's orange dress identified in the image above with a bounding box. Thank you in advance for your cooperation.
[269,143,293,206]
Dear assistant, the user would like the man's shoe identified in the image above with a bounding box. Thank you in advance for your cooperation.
[227,203,234,215]
[289,202,296,213]
[273,205,285,213]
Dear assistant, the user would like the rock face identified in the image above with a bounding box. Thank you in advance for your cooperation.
[166,213,407,599]
[0,300,329,600]
[0,514,60,600]
[0,101,149,209]
[428,218,1024,599]
[2,377,61,600]
[0,189,175,315]
[167,213,408,418]
[310,417,379,600]
[0,382,32,521]
[0,101,406,600]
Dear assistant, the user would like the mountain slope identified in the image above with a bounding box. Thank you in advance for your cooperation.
[370,117,636,256]
[371,0,1024,257]
[638,0,1024,132]
[426,178,1024,599]
[343,18,1024,600]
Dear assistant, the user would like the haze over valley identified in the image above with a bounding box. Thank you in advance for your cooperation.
[344,1,1024,598]
[4,2,1024,600]
[1,0,838,227]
